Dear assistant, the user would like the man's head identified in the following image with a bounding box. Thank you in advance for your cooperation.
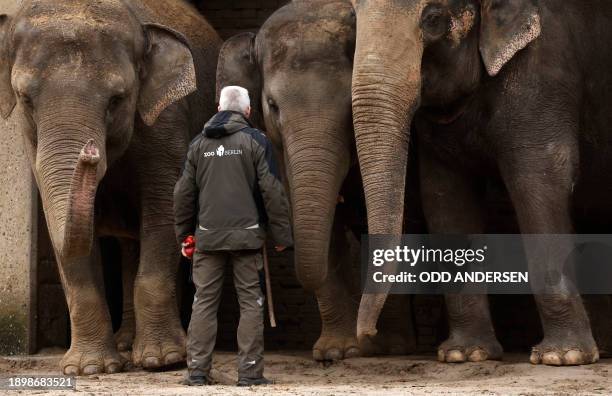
[218,86,251,117]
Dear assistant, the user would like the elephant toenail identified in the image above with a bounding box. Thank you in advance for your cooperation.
[164,352,182,365]
[468,349,488,362]
[345,347,361,358]
[117,342,129,352]
[446,350,466,363]
[325,348,342,361]
[143,356,161,368]
[63,365,79,376]
[106,362,122,373]
[82,364,102,375]
[542,352,562,366]
[437,349,446,362]
[313,349,325,361]
[563,350,584,365]
[529,352,541,365]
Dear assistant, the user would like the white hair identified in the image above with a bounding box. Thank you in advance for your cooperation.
[219,86,251,114]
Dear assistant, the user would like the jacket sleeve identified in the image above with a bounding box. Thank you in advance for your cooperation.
[174,141,199,245]
[254,135,294,247]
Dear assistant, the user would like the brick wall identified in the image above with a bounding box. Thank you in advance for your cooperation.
[195,0,289,39]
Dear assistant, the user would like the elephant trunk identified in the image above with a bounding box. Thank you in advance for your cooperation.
[285,118,350,292]
[60,140,103,259]
[35,104,107,261]
[351,8,424,338]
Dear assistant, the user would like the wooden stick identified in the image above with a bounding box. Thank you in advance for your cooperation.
[262,244,277,327]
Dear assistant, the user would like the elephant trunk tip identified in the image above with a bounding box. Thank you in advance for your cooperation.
[356,293,389,340]
[79,139,101,165]
[357,322,378,339]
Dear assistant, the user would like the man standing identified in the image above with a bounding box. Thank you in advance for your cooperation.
[174,86,292,386]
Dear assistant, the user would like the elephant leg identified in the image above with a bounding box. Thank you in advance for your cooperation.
[114,238,138,354]
[313,274,361,361]
[132,225,186,369]
[419,146,502,363]
[313,221,360,361]
[438,295,502,363]
[501,144,597,366]
[59,239,124,375]
[130,110,188,369]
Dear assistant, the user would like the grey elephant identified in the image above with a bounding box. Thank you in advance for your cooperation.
[350,0,612,366]
[0,0,221,374]
[216,0,360,361]
[216,0,416,361]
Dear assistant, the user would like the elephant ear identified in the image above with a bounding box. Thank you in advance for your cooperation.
[479,0,542,76]
[216,32,263,129]
[138,23,197,126]
[0,14,16,119]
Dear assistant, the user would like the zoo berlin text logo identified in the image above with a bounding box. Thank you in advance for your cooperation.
[203,145,243,158]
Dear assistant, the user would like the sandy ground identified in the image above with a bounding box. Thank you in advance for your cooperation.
[2,350,612,395]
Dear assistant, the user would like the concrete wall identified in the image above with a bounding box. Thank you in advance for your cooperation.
[0,0,37,355]
[0,112,37,355]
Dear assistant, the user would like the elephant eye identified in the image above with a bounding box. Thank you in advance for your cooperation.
[108,94,125,112]
[421,5,447,37]
[267,98,279,113]
[423,11,442,28]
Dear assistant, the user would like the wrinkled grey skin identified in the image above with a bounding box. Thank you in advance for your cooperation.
[350,0,612,366]
[0,0,221,374]
[217,0,416,361]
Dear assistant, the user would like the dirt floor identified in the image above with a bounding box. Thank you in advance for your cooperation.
[2,350,612,395]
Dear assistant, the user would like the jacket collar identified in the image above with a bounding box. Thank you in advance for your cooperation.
[204,111,253,138]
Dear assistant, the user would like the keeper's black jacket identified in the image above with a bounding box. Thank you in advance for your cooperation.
[174,111,293,251]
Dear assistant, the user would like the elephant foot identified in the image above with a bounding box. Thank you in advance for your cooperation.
[132,325,186,369]
[114,322,135,352]
[313,334,360,361]
[530,335,599,366]
[359,332,415,356]
[60,342,124,375]
[438,333,503,363]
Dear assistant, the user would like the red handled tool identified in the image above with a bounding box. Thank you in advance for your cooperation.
[182,235,195,260]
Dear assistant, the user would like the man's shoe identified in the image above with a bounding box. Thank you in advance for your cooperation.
[236,377,273,387]
[180,375,211,386]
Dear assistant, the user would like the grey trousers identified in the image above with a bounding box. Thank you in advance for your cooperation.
[186,249,265,379]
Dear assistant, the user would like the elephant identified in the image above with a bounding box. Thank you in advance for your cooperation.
[215,0,361,361]
[216,0,417,361]
[349,0,612,366]
[0,0,221,374]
